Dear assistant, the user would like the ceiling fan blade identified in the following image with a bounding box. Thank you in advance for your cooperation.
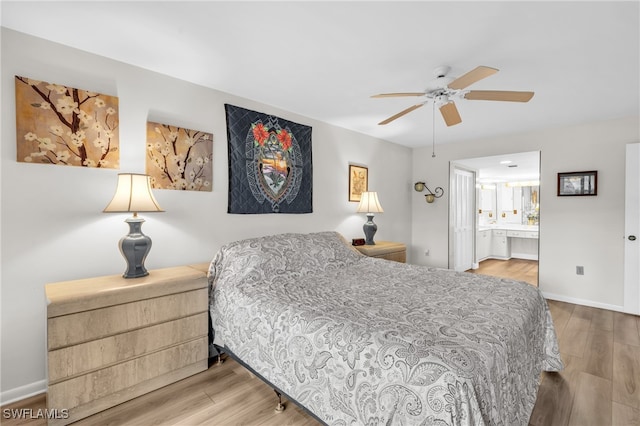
[448,66,499,90]
[378,103,425,125]
[464,90,534,102]
[371,92,425,98]
[439,102,462,127]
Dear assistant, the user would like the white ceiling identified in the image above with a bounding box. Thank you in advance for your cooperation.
[2,1,638,148]
[454,151,540,182]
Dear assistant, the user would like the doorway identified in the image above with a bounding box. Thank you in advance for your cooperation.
[450,151,541,286]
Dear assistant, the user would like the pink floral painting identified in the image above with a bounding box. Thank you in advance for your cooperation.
[146,121,213,191]
[15,76,119,168]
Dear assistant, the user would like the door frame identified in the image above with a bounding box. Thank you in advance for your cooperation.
[448,163,477,271]
[448,151,541,286]
[624,143,640,314]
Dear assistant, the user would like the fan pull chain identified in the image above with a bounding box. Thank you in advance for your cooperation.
[432,101,436,158]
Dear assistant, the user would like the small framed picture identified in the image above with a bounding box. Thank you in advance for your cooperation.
[349,164,368,202]
[557,171,598,196]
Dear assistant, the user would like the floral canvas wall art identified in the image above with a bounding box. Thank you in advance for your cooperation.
[15,76,119,168]
[146,121,213,191]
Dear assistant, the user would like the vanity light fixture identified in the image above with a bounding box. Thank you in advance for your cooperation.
[414,181,444,203]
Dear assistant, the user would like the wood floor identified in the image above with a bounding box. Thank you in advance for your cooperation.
[1,358,318,426]
[3,300,640,425]
[530,300,640,426]
[469,258,539,286]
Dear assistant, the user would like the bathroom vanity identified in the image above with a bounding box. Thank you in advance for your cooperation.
[477,224,539,261]
[476,180,539,263]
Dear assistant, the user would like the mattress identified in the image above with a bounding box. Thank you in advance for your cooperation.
[208,231,563,425]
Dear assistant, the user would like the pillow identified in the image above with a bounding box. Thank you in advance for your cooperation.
[208,231,363,290]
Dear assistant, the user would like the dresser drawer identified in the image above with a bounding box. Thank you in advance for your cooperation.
[355,241,406,263]
[506,230,539,239]
[48,312,208,383]
[48,288,207,350]
[46,266,207,317]
[377,250,406,263]
[48,337,208,411]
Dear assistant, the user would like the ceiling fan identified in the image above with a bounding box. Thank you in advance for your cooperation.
[372,65,534,127]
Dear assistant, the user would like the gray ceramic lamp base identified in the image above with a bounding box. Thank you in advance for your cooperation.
[363,213,378,245]
[119,216,152,278]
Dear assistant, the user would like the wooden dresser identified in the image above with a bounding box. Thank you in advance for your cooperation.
[45,264,210,425]
[355,241,407,263]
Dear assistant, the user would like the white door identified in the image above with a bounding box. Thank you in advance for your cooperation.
[450,166,475,271]
[624,143,640,314]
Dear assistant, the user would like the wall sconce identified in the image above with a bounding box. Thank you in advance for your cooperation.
[414,181,444,203]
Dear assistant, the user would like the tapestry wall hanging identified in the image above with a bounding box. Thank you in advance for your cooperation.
[15,76,119,168]
[225,104,312,214]
[146,121,213,191]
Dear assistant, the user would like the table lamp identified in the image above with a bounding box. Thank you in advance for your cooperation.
[104,173,164,278]
[356,191,384,245]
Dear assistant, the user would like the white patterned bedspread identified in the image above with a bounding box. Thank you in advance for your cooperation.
[208,231,563,425]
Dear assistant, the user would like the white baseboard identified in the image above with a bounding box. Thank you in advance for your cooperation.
[0,380,46,406]
[510,253,538,261]
[542,291,625,313]
[477,256,511,262]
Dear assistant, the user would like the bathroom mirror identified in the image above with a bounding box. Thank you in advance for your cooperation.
[522,185,540,225]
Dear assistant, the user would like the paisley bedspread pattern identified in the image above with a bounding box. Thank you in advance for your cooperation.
[208,232,563,425]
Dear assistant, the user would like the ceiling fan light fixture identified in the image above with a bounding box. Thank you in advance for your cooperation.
[434,94,449,106]
[371,65,534,127]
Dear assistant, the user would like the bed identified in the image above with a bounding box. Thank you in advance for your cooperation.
[207,231,563,425]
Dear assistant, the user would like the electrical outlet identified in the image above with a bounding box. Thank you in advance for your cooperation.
[576,266,584,275]
[424,249,430,256]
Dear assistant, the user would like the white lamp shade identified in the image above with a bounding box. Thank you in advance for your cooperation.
[356,191,384,214]
[103,173,164,213]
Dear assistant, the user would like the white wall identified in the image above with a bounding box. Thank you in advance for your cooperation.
[411,116,640,310]
[0,29,412,403]
[2,25,638,406]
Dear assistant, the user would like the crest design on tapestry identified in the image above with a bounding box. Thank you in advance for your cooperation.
[245,117,303,212]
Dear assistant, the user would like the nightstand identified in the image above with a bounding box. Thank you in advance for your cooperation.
[354,241,406,263]
[45,264,209,425]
